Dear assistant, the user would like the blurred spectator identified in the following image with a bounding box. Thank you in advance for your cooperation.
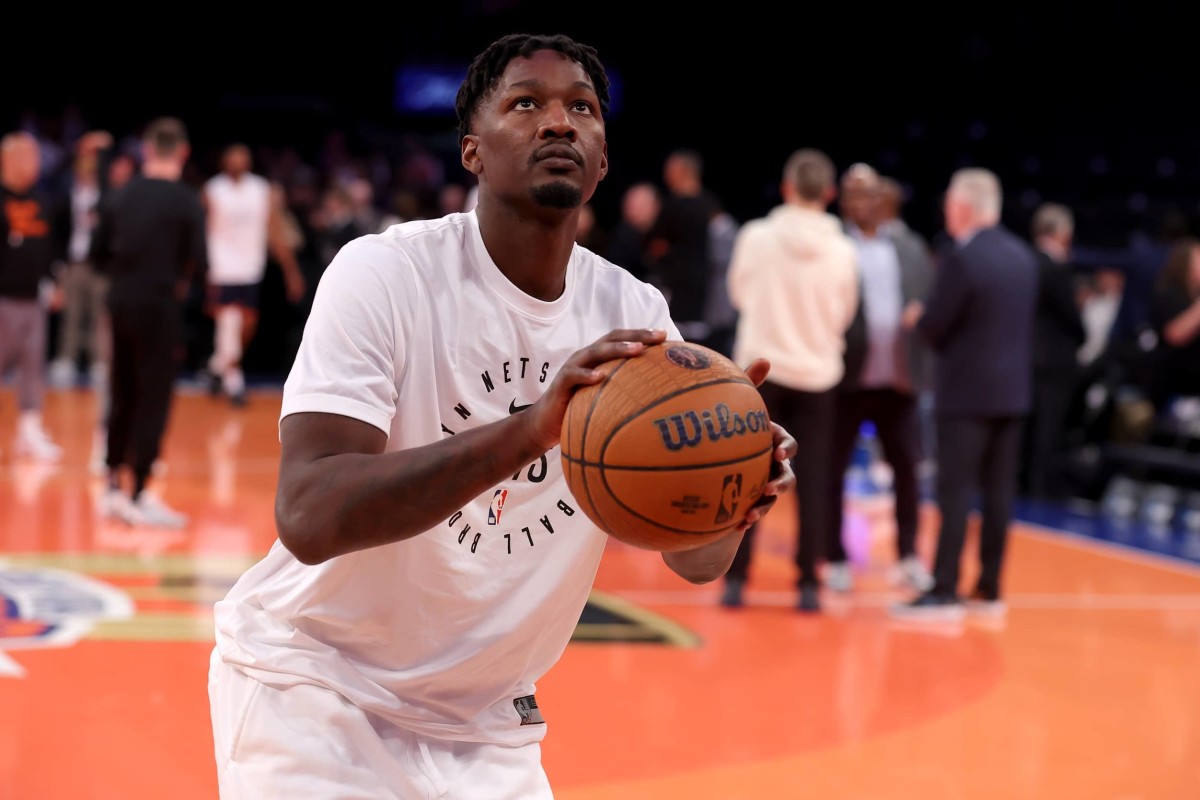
[645,148,725,351]
[202,143,305,407]
[49,131,112,390]
[91,116,205,528]
[1147,236,1200,409]
[606,181,660,281]
[346,176,399,234]
[0,130,67,462]
[720,148,859,613]
[1022,202,1086,500]
[878,174,938,464]
[828,163,934,593]
[1078,268,1125,368]
[892,168,1039,620]
[574,202,609,254]
[702,204,740,358]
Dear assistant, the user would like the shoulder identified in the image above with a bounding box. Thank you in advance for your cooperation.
[376,213,470,264]
[327,215,467,286]
[576,246,671,308]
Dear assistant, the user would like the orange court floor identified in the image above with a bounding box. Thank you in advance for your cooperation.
[1,386,1198,800]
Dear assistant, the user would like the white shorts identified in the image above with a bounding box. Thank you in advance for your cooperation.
[208,649,553,799]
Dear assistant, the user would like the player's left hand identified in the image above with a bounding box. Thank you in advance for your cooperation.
[737,357,796,532]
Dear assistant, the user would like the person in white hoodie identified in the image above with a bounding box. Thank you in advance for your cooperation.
[719,147,859,612]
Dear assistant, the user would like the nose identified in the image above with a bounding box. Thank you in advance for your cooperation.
[538,101,576,140]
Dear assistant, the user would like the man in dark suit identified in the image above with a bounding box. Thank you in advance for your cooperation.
[1022,203,1086,500]
[890,168,1039,620]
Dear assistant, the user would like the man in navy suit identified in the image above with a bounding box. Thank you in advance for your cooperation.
[890,168,1039,620]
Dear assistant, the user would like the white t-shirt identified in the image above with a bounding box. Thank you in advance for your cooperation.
[212,210,679,746]
[204,172,272,286]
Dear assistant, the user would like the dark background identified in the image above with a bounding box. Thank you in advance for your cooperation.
[5,0,1196,245]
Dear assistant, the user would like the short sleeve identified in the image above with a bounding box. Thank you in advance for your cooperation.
[280,236,414,438]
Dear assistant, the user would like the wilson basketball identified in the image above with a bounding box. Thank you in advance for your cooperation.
[561,341,774,552]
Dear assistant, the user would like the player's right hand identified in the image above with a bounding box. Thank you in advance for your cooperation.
[519,328,667,451]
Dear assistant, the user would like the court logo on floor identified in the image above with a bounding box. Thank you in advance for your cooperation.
[0,563,133,678]
[573,591,701,647]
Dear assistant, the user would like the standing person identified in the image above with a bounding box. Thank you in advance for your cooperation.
[1022,202,1086,500]
[1146,237,1200,407]
[48,132,112,390]
[718,147,859,612]
[90,117,205,528]
[878,174,938,466]
[0,131,66,463]
[645,148,725,351]
[88,142,138,476]
[826,163,934,594]
[606,181,661,281]
[890,168,1039,620]
[202,143,305,407]
[207,33,797,800]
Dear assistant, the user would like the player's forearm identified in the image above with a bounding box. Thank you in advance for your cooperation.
[276,414,548,564]
[661,530,746,584]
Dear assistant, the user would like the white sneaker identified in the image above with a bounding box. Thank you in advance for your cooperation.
[891,555,935,592]
[101,487,140,524]
[48,358,76,388]
[132,491,188,529]
[966,592,1008,618]
[824,561,854,592]
[15,427,63,463]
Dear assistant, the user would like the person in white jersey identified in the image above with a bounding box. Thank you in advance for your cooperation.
[202,143,305,406]
[208,32,798,799]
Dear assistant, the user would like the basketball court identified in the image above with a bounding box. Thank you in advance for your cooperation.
[2,387,1198,799]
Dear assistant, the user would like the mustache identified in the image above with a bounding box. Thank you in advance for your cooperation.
[530,143,582,165]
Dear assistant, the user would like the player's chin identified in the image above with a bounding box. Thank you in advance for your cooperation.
[530,178,584,210]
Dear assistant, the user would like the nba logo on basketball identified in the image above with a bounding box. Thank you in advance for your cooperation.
[715,473,742,524]
[489,489,508,525]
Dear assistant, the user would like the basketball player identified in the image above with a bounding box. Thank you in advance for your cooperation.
[202,143,305,407]
[208,33,797,799]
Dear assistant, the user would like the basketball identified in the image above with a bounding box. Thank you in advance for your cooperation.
[561,341,774,552]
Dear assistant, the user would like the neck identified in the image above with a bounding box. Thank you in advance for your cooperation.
[475,201,577,301]
[143,159,181,181]
[791,198,826,213]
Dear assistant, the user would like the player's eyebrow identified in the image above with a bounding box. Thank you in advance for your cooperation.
[508,78,595,94]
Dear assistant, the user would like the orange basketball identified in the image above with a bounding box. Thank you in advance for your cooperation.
[561,341,774,552]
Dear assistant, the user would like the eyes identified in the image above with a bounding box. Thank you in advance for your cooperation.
[512,96,598,117]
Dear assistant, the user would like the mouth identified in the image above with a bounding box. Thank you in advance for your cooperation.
[534,145,582,168]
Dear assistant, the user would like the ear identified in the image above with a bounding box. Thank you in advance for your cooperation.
[597,141,608,182]
[823,185,838,205]
[461,135,482,176]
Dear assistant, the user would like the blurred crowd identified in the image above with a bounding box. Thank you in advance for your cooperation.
[3,106,1200,536]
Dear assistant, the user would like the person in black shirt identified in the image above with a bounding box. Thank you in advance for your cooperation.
[645,149,724,351]
[0,131,67,462]
[90,117,206,528]
[1022,203,1086,500]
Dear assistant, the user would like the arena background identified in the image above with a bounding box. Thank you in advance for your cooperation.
[4,0,1196,248]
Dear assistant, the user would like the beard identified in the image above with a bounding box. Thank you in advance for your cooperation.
[531,181,582,209]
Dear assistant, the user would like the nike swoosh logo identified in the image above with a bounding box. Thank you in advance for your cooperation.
[509,399,532,415]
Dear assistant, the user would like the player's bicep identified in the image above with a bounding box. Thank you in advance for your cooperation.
[279,412,386,470]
